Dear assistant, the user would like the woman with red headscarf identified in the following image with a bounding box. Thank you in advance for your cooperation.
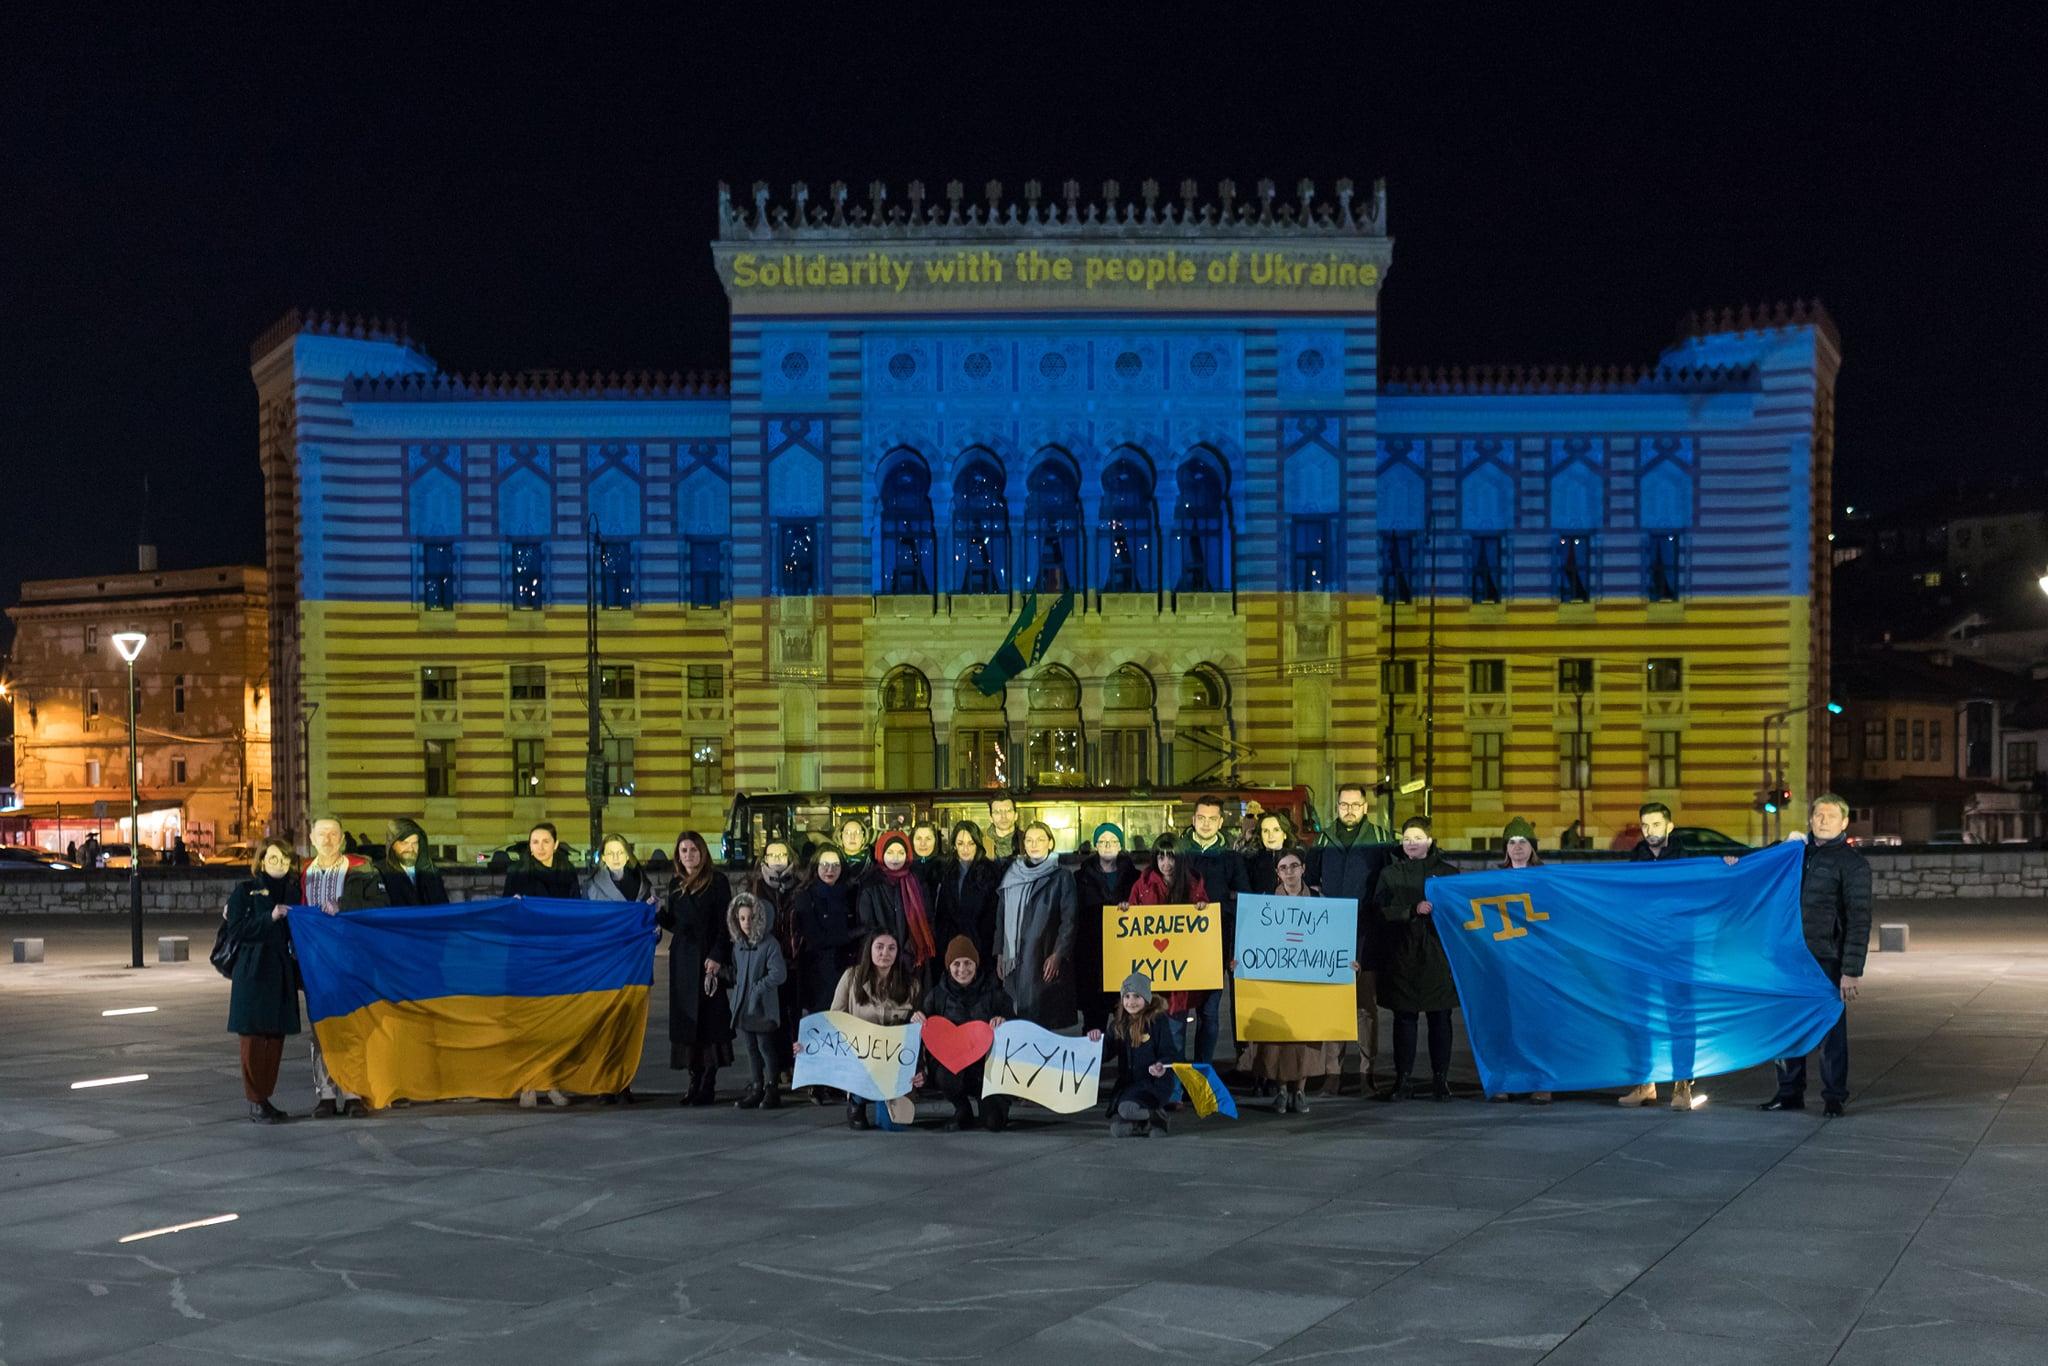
[857,831,941,986]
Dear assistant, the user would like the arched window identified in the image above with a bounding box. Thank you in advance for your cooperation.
[1025,459,1082,592]
[1098,457,1156,593]
[1100,664,1156,785]
[952,459,1009,593]
[1026,664,1084,785]
[879,455,934,595]
[879,666,934,788]
[1174,664,1231,784]
[953,668,1008,788]
[1173,457,1227,592]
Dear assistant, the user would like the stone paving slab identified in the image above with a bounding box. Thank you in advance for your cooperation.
[0,904,2042,1365]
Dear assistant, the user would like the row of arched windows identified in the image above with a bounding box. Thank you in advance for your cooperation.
[877,450,1234,596]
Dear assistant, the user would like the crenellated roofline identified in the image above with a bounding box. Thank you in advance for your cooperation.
[251,308,423,364]
[1674,299,1838,349]
[343,369,729,402]
[716,177,1388,241]
[1382,362,1760,397]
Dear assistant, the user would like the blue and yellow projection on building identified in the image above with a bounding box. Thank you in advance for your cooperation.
[252,177,1839,856]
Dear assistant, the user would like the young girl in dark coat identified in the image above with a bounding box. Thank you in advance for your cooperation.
[935,820,1001,959]
[657,830,733,1106]
[1122,832,1209,1103]
[225,838,303,1124]
[749,839,803,1085]
[1103,972,1179,1137]
[721,892,789,1111]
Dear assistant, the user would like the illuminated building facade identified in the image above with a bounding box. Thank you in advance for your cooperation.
[255,178,1837,856]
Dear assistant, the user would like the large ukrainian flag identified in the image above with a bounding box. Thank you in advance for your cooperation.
[288,897,658,1107]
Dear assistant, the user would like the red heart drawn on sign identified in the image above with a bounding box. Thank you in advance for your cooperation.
[1152,938,1171,952]
[920,1017,994,1074]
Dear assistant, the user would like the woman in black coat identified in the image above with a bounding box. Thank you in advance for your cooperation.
[790,845,861,1015]
[1244,811,1299,895]
[656,830,733,1106]
[503,821,581,898]
[225,838,302,1124]
[934,820,1002,960]
[1372,816,1462,1102]
[1072,822,1140,1034]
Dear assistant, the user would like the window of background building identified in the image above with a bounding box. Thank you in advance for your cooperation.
[1380,533,1417,604]
[1930,720,1943,763]
[954,671,1008,788]
[1099,663,1156,787]
[172,675,186,715]
[512,739,545,795]
[421,666,458,702]
[170,756,187,784]
[1646,658,1683,693]
[1173,458,1226,592]
[86,759,102,786]
[509,542,545,609]
[952,462,1009,594]
[509,664,546,700]
[688,665,723,700]
[1559,659,1595,695]
[687,539,727,607]
[85,624,98,653]
[2009,740,2040,781]
[86,686,100,728]
[1381,660,1417,695]
[880,666,936,788]
[1557,534,1594,603]
[1291,517,1335,592]
[1560,730,1592,789]
[1025,665,1085,784]
[1469,659,1506,695]
[170,620,186,651]
[1895,718,1910,764]
[598,664,634,701]
[775,521,818,596]
[691,739,723,794]
[1471,732,1503,791]
[1098,459,1156,593]
[880,459,935,594]
[1864,718,1886,761]
[1648,731,1682,788]
[422,541,457,610]
[1386,732,1415,785]
[1025,463,1082,593]
[1912,719,1927,761]
[1470,535,1504,603]
[603,737,636,796]
[1646,533,1684,601]
[597,541,634,609]
[424,739,455,798]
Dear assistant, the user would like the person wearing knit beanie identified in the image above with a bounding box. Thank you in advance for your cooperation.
[1092,821,1125,850]
[944,935,979,970]
[1121,971,1152,1001]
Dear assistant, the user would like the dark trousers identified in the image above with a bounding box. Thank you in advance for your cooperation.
[1776,1010,1850,1105]
[738,1029,779,1089]
[240,1033,284,1103]
[1392,1009,1452,1079]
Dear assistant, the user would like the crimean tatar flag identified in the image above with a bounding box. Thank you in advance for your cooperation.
[288,897,657,1108]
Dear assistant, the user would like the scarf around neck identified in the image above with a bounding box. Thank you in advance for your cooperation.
[874,835,937,965]
[997,853,1062,970]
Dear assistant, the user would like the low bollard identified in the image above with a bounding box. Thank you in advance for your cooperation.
[1878,923,1910,953]
[12,938,45,964]
[157,935,190,964]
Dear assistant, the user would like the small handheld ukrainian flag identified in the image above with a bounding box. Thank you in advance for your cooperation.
[972,583,1076,695]
[1168,1063,1239,1119]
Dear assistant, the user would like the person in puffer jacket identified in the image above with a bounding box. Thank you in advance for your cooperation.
[720,892,788,1111]
[919,936,1015,1132]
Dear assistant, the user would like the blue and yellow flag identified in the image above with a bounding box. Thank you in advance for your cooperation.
[972,584,1076,695]
[288,897,657,1107]
[1427,841,1842,1096]
[1168,1062,1239,1118]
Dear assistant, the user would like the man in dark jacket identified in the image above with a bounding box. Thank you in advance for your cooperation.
[342,818,449,908]
[1318,783,1394,1093]
[1620,800,1697,1109]
[1183,796,1250,1079]
[1761,794,1871,1118]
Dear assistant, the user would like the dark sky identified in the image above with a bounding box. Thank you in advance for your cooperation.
[4,9,2044,624]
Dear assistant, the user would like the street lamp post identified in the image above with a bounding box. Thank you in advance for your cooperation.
[1760,696,1843,841]
[111,631,148,969]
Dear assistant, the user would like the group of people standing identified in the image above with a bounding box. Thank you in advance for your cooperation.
[221,784,1872,1131]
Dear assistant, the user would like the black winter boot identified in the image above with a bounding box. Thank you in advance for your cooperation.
[761,1086,781,1110]
[1379,1072,1411,1102]
[1431,1073,1452,1101]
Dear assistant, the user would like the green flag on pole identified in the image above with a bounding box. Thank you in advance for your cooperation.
[972,585,1076,695]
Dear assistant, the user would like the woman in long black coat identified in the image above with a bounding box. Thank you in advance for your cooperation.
[1371,816,1462,1102]
[934,820,1001,960]
[225,838,303,1124]
[790,845,862,1015]
[657,830,733,1106]
[1072,822,1140,1034]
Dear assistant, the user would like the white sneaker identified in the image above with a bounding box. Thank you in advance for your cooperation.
[546,1089,570,1107]
[1292,1087,1311,1115]
[517,1090,537,1108]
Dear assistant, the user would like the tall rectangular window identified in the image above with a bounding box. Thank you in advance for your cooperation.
[598,664,635,701]
[424,739,455,798]
[1469,659,1506,695]
[1380,533,1417,604]
[691,739,723,794]
[1386,732,1414,783]
[86,686,101,728]
[1470,535,1504,603]
[602,737,636,796]
[1292,518,1335,592]
[2009,740,2040,781]
[775,520,818,596]
[509,664,546,700]
[1100,728,1151,786]
[1559,658,1594,695]
[687,664,724,700]
[1864,718,1886,761]
[596,541,634,609]
[86,624,98,653]
[687,539,727,607]
[170,756,188,784]
[421,666,458,702]
[954,729,1008,789]
[512,739,545,795]
[1557,535,1594,603]
[1965,702,1994,778]
[1930,720,1943,763]
[1646,533,1684,601]
[170,620,186,651]
[172,675,187,715]
[1646,658,1683,693]
[1911,719,1926,761]
[1380,659,1417,695]
[1895,718,1910,763]
[1560,731,1592,789]
[509,542,545,610]
[1647,731,1682,788]
[1471,732,1503,791]
[422,541,457,610]
[87,759,102,786]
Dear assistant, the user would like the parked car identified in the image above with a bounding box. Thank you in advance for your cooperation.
[1612,825,1751,856]
[96,844,163,868]
[0,846,80,871]
[204,842,256,867]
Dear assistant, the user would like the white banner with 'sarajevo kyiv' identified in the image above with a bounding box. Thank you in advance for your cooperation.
[792,1011,923,1101]
[980,1020,1102,1114]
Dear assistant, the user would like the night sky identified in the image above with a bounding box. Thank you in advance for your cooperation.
[5,10,2043,626]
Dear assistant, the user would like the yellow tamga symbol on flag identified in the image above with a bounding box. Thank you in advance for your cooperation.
[1461,892,1548,942]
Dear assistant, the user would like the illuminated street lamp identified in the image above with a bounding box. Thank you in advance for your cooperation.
[111,631,147,969]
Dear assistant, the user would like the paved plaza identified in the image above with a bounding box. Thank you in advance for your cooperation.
[1,905,2044,1366]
